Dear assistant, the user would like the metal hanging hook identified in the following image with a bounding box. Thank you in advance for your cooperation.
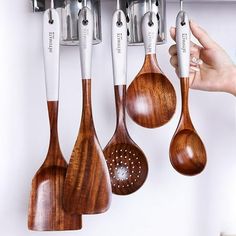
[180,0,186,26]
[116,0,123,27]
[148,0,154,26]
[82,0,89,25]
[48,0,54,24]
[180,0,183,11]
[117,0,120,10]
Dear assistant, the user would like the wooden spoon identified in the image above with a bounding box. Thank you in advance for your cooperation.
[126,11,176,129]
[28,8,82,231]
[169,9,207,176]
[104,7,148,195]
[63,6,112,214]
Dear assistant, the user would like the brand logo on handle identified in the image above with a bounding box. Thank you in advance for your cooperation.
[48,32,55,53]
[181,33,188,53]
[146,31,155,54]
[116,33,123,54]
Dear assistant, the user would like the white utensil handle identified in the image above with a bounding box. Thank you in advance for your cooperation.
[176,11,190,78]
[78,7,93,80]
[112,10,127,86]
[142,12,158,55]
[43,9,60,101]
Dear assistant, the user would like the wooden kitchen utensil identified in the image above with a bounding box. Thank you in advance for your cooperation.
[28,6,82,231]
[126,11,176,129]
[104,3,148,195]
[169,2,207,176]
[63,6,112,214]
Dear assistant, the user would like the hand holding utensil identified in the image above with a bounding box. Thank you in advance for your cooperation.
[169,1,207,176]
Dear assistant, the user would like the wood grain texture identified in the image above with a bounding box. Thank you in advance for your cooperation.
[28,101,82,231]
[104,85,148,195]
[169,78,207,176]
[63,80,112,214]
[126,54,177,128]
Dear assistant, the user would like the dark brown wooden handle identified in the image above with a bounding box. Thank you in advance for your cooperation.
[47,101,60,151]
[114,85,127,132]
[180,77,192,128]
[143,54,162,74]
[42,101,66,167]
[80,80,94,131]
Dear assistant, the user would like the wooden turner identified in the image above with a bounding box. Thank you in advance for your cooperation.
[63,6,112,214]
[28,7,82,231]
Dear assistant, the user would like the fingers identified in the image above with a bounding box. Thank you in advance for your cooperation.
[170,21,220,50]
[170,54,202,70]
[170,27,176,41]
[169,43,198,56]
[190,20,219,49]
[170,55,178,67]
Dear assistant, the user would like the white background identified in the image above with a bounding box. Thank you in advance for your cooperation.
[0,0,236,236]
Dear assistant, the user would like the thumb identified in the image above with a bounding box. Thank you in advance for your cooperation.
[170,27,176,41]
[190,20,219,49]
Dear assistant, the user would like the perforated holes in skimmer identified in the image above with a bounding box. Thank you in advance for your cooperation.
[105,145,144,189]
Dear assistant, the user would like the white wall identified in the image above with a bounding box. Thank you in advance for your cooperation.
[0,1,236,236]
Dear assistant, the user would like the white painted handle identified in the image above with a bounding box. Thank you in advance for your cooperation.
[176,11,190,78]
[142,12,158,55]
[78,7,93,80]
[43,9,60,101]
[112,10,127,86]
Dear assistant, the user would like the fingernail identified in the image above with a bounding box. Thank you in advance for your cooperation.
[191,57,203,65]
[190,66,200,72]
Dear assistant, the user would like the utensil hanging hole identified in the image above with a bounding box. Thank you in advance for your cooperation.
[49,19,54,24]
[117,22,123,27]
[82,19,89,25]
[148,21,154,27]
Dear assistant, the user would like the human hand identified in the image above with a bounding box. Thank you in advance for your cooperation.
[169,20,236,96]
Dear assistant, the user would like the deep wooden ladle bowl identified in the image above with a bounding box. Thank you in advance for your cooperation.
[126,12,176,128]
[169,10,207,176]
[169,78,207,175]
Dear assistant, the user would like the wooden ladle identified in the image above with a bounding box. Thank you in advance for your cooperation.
[126,11,176,128]
[28,8,82,231]
[169,9,207,176]
[63,6,112,214]
[104,6,148,195]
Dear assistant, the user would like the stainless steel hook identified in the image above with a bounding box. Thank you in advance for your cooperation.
[116,0,123,26]
[81,0,89,25]
[180,0,186,26]
[148,0,154,26]
[48,0,54,24]
[117,0,120,10]
[180,0,183,11]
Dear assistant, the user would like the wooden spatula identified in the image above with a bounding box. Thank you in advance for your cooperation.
[62,6,112,215]
[28,7,82,231]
